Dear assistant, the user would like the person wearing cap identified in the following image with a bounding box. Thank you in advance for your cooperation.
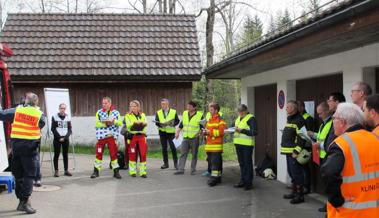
[233,104,257,191]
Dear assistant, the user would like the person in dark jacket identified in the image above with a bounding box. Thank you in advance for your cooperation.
[320,103,376,217]
[281,100,306,204]
[232,104,258,191]
[155,98,180,169]
[0,93,45,214]
[51,103,72,177]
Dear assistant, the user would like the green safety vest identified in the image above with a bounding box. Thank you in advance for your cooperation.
[182,110,203,138]
[233,114,255,146]
[125,113,147,134]
[205,111,223,121]
[317,118,333,158]
[157,109,177,133]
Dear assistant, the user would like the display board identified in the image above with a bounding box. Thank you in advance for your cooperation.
[44,88,72,130]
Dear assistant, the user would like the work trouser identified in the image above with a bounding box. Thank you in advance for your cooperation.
[159,132,177,166]
[129,135,148,176]
[286,154,304,186]
[207,153,223,174]
[12,153,38,201]
[94,137,119,170]
[207,152,222,178]
[35,141,41,181]
[178,137,199,172]
[53,139,69,171]
[235,144,254,186]
[124,138,130,167]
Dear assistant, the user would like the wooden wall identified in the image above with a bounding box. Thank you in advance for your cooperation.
[13,82,193,116]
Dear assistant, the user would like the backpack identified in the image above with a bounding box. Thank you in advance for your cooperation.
[109,151,125,169]
[255,154,276,178]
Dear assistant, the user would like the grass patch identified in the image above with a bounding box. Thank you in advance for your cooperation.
[41,143,237,161]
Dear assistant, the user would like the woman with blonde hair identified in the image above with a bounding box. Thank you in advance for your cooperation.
[124,100,148,178]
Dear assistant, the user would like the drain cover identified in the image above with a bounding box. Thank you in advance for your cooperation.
[33,185,61,192]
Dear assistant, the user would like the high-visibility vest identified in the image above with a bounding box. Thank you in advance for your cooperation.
[157,108,177,133]
[327,130,379,218]
[182,110,203,138]
[205,111,223,122]
[11,106,42,140]
[205,114,226,152]
[125,113,147,134]
[317,118,332,158]
[233,114,255,146]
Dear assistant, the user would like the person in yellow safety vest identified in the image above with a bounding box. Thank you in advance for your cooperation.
[125,100,148,178]
[364,94,379,135]
[174,101,203,175]
[308,102,333,159]
[202,109,223,177]
[203,102,226,186]
[281,100,307,204]
[90,97,123,179]
[0,93,45,214]
[307,102,333,213]
[233,104,257,191]
[321,103,379,218]
[155,98,180,170]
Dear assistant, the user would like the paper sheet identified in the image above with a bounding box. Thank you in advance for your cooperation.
[298,126,313,142]
[173,134,183,148]
[225,127,235,133]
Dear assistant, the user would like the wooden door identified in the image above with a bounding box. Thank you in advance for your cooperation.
[254,84,277,170]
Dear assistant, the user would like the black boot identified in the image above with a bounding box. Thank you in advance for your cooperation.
[16,201,23,211]
[90,167,99,179]
[207,177,220,187]
[161,164,169,169]
[283,184,296,199]
[113,168,122,179]
[290,186,305,204]
[20,200,36,214]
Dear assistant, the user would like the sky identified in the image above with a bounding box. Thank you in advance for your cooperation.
[1,0,334,62]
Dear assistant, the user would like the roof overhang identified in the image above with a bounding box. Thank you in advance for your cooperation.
[204,0,379,79]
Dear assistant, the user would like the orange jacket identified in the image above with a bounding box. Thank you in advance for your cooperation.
[327,129,379,218]
[205,114,227,152]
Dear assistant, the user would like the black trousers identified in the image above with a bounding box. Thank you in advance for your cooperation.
[286,154,304,186]
[207,152,222,177]
[12,154,38,201]
[159,132,177,166]
[53,139,69,171]
[235,144,254,186]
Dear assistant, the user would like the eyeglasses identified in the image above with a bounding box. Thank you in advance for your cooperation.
[332,116,342,121]
[59,108,66,110]
[351,89,362,93]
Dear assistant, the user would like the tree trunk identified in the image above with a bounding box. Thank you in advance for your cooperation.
[40,0,46,13]
[163,0,167,13]
[158,0,162,13]
[169,0,176,14]
[206,0,215,68]
[143,0,147,13]
[75,0,78,13]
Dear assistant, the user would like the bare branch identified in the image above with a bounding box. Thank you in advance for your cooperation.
[128,0,142,13]
[196,8,207,17]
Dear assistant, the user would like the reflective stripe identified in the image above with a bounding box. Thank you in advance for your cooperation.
[94,158,102,170]
[343,200,379,210]
[341,134,362,182]
[211,170,221,177]
[303,113,311,120]
[233,114,255,146]
[344,170,379,183]
[110,159,119,169]
[234,135,253,139]
[139,162,147,176]
[285,123,298,129]
[11,124,39,131]
[129,161,137,175]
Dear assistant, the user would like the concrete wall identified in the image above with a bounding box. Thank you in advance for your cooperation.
[241,42,379,184]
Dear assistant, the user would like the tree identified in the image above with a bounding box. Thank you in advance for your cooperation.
[239,14,263,46]
[276,8,292,30]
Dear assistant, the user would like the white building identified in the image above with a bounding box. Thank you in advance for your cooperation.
[204,0,379,193]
